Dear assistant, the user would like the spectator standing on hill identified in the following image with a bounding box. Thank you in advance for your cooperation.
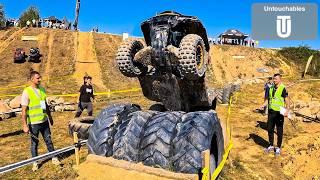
[260,73,290,156]
[75,76,94,117]
[263,77,273,115]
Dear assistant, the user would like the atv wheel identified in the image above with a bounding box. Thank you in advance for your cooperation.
[116,40,146,77]
[140,111,184,169]
[68,116,95,140]
[178,34,208,80]
[113,111,155,162]
[172,111,224,174]
[87,104,140,156]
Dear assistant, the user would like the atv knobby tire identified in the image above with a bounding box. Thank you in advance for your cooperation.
[68,116,95,139]
[116,40,146,77]
[172,111,224,174]
[140,111,184,169]
[87,104,140,156]
[178,34,208,80]
[113,111,155,162]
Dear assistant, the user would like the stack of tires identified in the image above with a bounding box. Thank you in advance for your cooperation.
[215,83,241,105]
[68,116,95,139]
[86,103,224,175]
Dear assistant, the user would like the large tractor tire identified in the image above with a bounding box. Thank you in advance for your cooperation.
[172,111,224,174]
[68,116,95,139]
[87,104,140,156]
[178,34,208,80]
[215,88,223,104]
[149,103,166,112]
[222,85,232,104]
[116,40,146,77]
[113,111,155,162]
[140,111,184,169]
[231,83,241,93]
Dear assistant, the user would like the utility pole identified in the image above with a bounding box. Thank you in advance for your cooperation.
[73,0,80,30]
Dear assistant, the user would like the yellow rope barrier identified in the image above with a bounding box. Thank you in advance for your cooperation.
[211,92,238,180]
[0,88,141,98]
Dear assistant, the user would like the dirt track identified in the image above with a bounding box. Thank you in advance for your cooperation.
[74,32,106,90]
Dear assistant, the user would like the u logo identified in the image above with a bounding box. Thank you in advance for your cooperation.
[276,16,291,38]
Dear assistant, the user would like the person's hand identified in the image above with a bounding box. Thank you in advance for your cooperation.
[284,110,289,117]
[23,124,29,133]
[259,105,265,110]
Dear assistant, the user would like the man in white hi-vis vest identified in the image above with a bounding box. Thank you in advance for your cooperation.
[260,73,290,156]
[21,71,61,171]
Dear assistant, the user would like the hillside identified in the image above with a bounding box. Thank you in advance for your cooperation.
[208,45,293,86]
[0,28,294,98]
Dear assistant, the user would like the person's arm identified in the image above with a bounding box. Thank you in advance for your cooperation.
[283,88,290,116]
[21,105,29,133]
[77,86,83,103]
[21,90,29,133]
[91,86,95,102]
[260,99,268,110]
[77,92,81,103]
[46,101,54,125]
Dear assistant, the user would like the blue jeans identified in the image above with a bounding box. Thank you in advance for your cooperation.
[29,121,55,157]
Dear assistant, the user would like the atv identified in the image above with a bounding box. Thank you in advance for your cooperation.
[13,48,27,63]
[116,11,213,111]
[28,47,42,63]
[86,11,229,175]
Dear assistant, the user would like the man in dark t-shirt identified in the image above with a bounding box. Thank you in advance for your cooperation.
[263,77,273,114]
[260,73,289,156]
[75,76,94,117]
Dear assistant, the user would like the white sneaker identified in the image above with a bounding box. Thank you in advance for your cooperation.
[32,162,39,172]
[265,146,274,153]
[52,157,61,166]
[275,147,281,156]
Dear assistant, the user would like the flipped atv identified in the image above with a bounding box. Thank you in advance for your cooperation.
[13,48,27,63]
[86,11,229,176]
[28,47,42,63]
[116,11,212,111]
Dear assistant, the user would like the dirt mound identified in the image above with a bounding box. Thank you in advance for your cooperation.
[209,45,293,85]
[92,33,140,91]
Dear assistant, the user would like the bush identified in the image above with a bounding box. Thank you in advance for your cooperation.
[19,6,40,27]
[279,46,320,76]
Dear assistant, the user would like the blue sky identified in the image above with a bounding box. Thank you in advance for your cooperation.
[1,0,319,49]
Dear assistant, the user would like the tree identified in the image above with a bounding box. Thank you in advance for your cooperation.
[19,6,40,27]
[0,4,5,28]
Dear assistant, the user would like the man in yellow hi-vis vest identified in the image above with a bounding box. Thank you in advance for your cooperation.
[21,71,60,171]
[260,73,290,156]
